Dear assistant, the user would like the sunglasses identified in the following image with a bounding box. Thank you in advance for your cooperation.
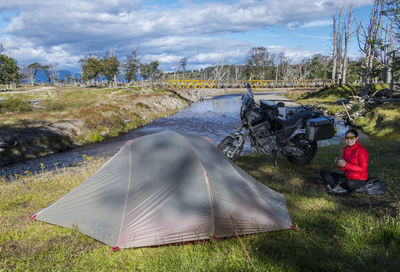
[345,136,356,140]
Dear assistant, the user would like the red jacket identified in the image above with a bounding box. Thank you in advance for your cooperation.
[338,141,369,180]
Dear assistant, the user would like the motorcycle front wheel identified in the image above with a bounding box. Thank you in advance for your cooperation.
[218,135,243,161]
[286,141,317,165]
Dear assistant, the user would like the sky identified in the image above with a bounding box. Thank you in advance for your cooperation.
[0,0,374,73]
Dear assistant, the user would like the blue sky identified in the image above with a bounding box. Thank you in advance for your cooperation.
[0,0,374,72]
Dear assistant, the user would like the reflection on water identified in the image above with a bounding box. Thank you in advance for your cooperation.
[2,93,353,177]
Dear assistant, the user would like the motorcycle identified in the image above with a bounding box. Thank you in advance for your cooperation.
[218,85,335,165]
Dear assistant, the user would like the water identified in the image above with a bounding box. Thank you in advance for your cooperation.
[1,93,350,178]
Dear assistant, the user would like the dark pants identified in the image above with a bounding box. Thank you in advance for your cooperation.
[320,169,367,192]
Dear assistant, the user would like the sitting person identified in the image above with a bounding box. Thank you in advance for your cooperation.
[320,129,369,195]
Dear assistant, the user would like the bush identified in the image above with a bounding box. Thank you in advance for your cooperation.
[0,97,33,113]
[44,100,66,111]
[87,130,104,142]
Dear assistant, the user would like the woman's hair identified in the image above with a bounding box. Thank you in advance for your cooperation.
[345,128,358,137]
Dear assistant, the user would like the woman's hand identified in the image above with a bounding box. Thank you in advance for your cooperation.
[335,158,347,168]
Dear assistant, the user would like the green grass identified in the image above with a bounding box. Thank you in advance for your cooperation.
[355,103,400,140]
[0,97,33,113]
[0,86,188,146]
[1,139,399,271]
[284,85,358,115]
[285,85,400,138]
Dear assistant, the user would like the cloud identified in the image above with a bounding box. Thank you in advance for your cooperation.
[267,45,326,62]
[300,19,332,28]
[0,0,372,71]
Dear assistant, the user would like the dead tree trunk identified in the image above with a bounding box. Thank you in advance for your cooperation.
[342,6,352,84]
[332,15,338,81]
[357,0,386,97]
[336,9,343,84]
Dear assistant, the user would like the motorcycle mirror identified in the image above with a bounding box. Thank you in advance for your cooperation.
[246,83,251,90]
[277,102,285,107]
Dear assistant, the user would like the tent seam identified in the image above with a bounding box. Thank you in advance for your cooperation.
[175,132,216,236]
[117,144,133,247]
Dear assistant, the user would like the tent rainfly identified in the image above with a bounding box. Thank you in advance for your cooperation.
[33,130,292,248]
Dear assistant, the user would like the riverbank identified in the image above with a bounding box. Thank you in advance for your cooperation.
[1,137,399,271]
[0,86,289,167]
[284,85,400,139]
[0,86,225,166]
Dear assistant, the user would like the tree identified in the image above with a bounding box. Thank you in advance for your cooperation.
[49,63,59,85]
[0,53,20,89]
[356,0,386,97]
[383,1,400,96]
[173,64,179,79]
[309,54,330,79]
[80,53,102,85]
[179,57,188,80]
[27,62,42,85]
[123,48,141,83]
[102,50,120,87]
[384,1,400,36]
[245,47,273,80]
[42,65,52,84]
[140,61,160,80]
[332,13,338,81]
[342,5,353,84]
[212,58,229,81]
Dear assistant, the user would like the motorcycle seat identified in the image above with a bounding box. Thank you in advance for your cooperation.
[278,111,314,127]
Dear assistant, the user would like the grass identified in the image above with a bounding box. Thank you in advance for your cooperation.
[285,85,357,115]
[1,139,399,271]
[0,86,190,149]
[355,103,400,140]
[285,85,400,139]
[0,97,33,113]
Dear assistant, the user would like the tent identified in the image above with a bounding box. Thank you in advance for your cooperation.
[33,130,292,248]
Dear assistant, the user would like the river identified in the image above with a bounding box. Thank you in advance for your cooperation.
[1,92,349,178]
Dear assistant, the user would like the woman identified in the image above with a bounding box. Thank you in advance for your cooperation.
[320,129,369,195]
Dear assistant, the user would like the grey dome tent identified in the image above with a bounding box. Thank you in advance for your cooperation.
[33,130,292,248]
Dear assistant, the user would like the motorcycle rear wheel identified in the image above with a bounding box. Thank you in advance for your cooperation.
[218,136,243,161]
[286,141,317,165]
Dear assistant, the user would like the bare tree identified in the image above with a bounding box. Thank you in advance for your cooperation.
[356,0,386,97]
[179,57,188,80]
[280,55,293,81]
[332,13,338,81]
[49,63,59,85]
[384,1,400,34]
[234,65,242,80]
[212,58,229,81]
[173,64,179,79]
[336,9,343,84]
[383,1,400,97]
[342,6,353,84]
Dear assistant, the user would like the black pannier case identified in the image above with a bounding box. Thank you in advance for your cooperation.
[260,100,276,110]
[306,117,335,141]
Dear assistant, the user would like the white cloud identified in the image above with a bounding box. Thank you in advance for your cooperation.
[267,45,326,62]
[300,20,332,28]
[0,0,372,71]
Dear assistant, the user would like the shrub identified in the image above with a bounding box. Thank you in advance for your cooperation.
[0,97,33,113]
[44,100,66,111]
[87,131,104,142]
